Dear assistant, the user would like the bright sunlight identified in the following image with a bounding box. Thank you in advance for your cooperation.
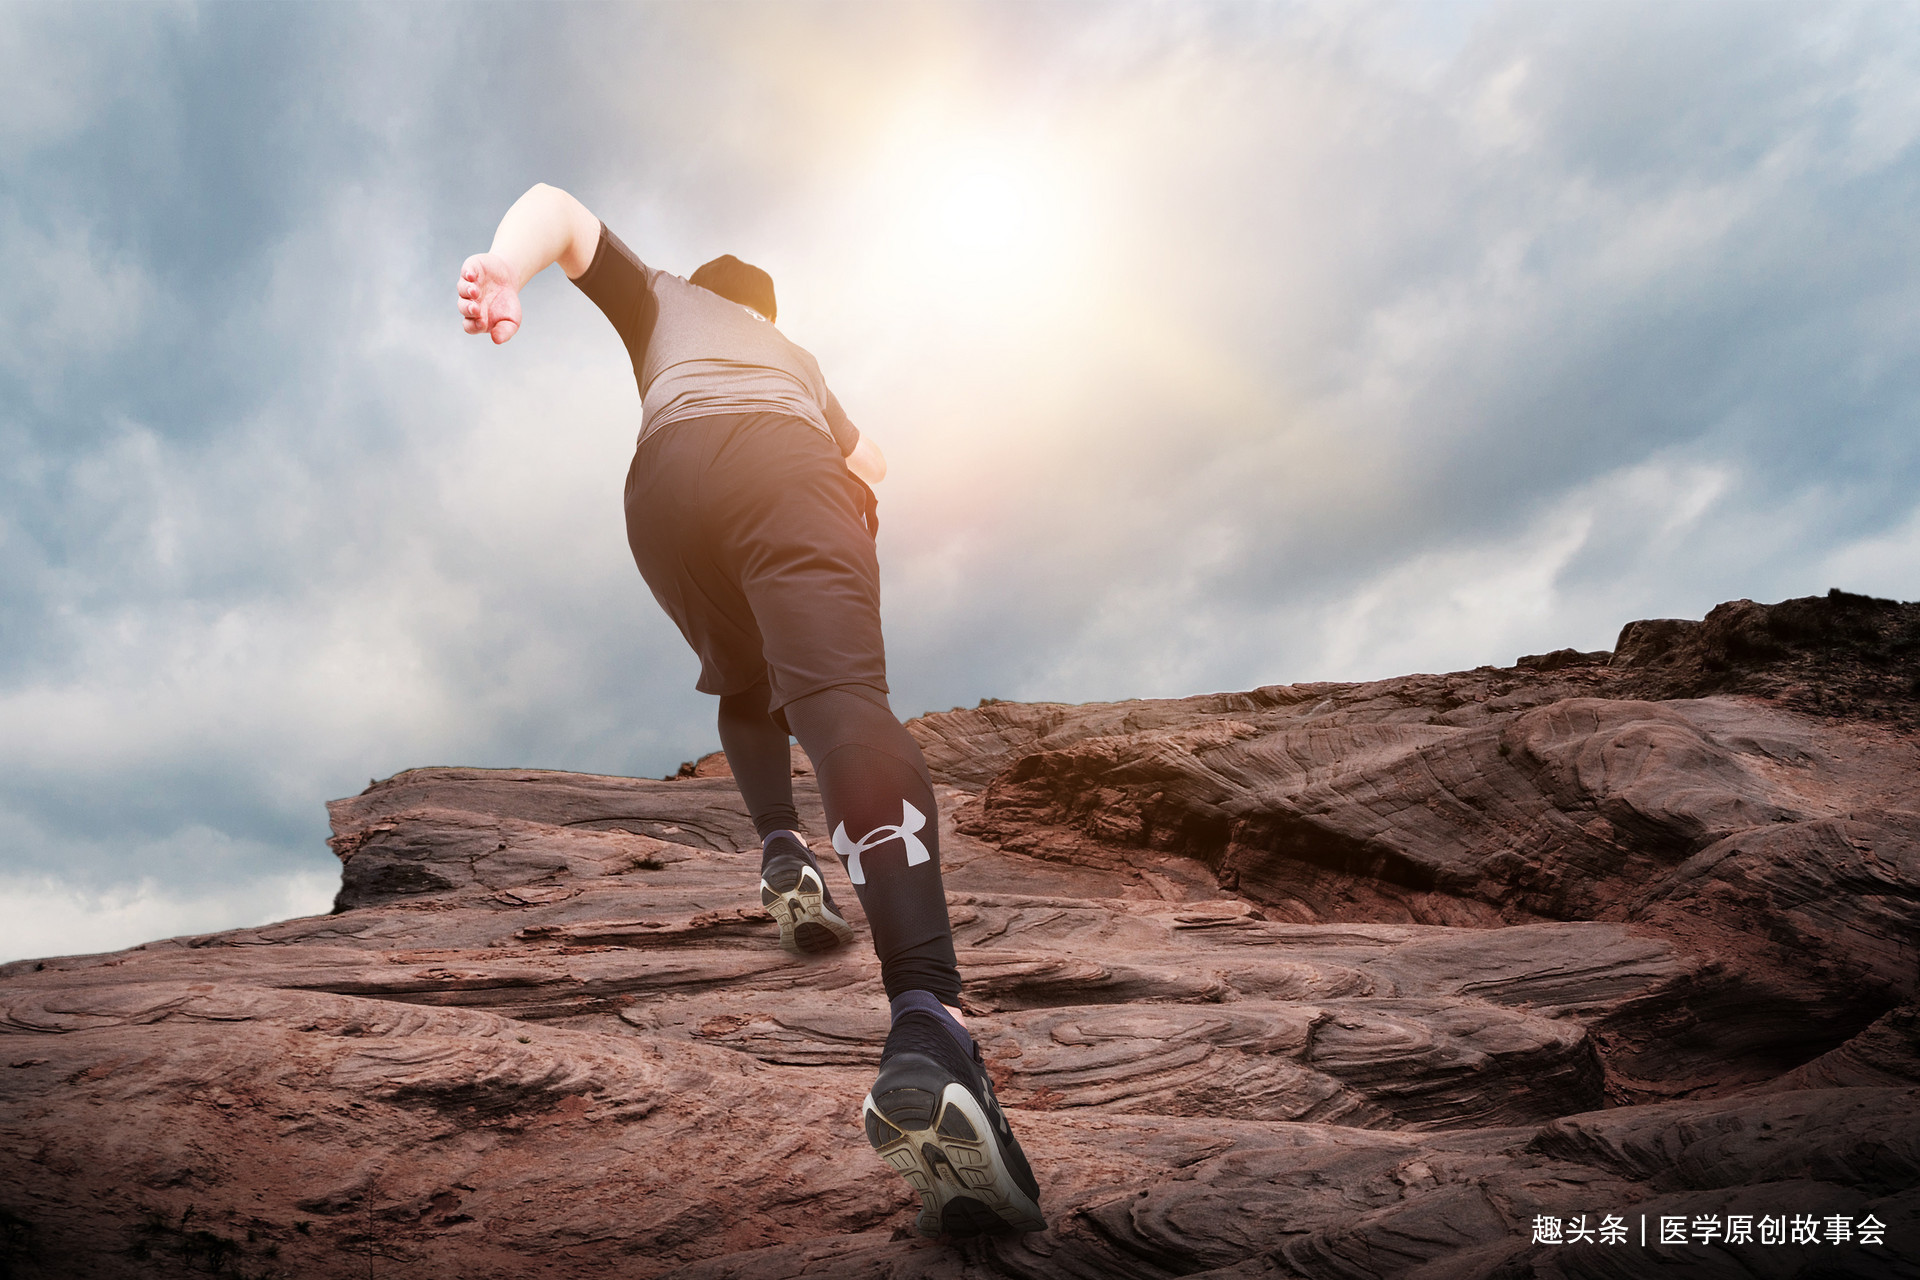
[850,124,1107,329]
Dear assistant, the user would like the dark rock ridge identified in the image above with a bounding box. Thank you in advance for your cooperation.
[1611,589,1920,716]
[2,592,1916,1278]
[938,593,1920,1102]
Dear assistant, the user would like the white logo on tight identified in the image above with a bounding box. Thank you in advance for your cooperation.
[832,800,930,885]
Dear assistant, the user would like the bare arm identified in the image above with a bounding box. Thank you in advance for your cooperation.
[457,184,602,344]
[846,434,886,485]
[465,189,884,488]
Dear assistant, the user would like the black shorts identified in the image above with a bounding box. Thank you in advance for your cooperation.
[624,412,888,713]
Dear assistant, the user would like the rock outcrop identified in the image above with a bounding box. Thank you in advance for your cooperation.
[2,592,1917,1278]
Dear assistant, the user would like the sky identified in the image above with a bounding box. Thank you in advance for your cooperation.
[4,0,1919,963]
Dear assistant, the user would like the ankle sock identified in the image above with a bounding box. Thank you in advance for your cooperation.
[761,829,814,868]
[890,989,974,1058]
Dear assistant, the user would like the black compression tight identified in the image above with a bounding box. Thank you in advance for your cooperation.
[717,682,803,839]
[716,679,960,1004]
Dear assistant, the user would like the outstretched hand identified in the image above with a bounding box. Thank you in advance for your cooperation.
[458,252,522,344]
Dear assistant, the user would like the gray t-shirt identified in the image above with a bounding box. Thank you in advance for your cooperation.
[572,223,859,453]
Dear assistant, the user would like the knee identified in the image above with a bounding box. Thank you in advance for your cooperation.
[785,683,924,769]
[717,679,774,726]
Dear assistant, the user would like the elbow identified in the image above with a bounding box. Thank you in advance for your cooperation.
[527,181,576,205]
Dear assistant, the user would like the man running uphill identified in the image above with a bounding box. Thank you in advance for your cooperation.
[457,183,1044,1238]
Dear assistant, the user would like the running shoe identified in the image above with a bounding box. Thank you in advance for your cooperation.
[759,833,854,956]
[862,1009,1045,1237]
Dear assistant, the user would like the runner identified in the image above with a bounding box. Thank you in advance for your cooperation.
[457,183,1044,1237]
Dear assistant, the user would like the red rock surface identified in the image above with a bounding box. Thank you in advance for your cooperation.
[2,593,1917,1278]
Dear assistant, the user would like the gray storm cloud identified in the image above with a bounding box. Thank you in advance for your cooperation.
[3,0,1917,960]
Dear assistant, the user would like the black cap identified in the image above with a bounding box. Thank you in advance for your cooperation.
[690,255,777,322]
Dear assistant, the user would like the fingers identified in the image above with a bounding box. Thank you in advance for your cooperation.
[457,253,519,341]
[459,286,493,334]
[458,268,480,333]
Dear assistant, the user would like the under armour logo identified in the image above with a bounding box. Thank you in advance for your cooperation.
[832,800,931,885]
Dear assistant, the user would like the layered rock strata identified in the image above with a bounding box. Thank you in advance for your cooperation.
[1,593,1916,1278]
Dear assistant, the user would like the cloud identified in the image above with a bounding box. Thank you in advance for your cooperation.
[848,1,1920,703]
[0,206,154,413]
[1819,501,1920,602]
[0,864,337,967]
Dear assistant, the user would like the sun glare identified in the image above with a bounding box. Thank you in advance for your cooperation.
[850,125,1103,328]
[928,158,1033,258]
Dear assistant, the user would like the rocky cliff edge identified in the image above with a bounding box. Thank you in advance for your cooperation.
[2,591,1917,1278]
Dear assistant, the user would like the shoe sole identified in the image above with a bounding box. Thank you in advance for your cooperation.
[759,863,854,957]
[862,1076,1045,1237]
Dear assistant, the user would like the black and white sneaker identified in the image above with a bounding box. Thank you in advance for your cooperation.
[862,1009,1045,1237]
[759,834,854,956]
